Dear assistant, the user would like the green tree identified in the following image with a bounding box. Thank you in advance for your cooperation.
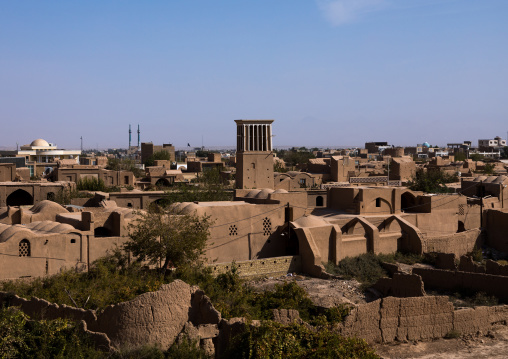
[501,146,508,159]
[76,177,107,191]
[454,152,467,162]
[407,168,457,193]
[144,150,172,167]
[274,148,315,169]
[125,207,212,273]
[483,163,495,175]
[107,157,143,178]
[470,153,484,162]
[161,168,233,205]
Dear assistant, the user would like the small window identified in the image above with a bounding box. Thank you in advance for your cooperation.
[19,239,30,257]
[263,217,272,236]
[316,196,324,207]
[127,202,133,208]
[376,198,381,207]
[71,239,76,244]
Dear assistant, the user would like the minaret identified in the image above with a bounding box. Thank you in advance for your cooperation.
[129,124,132,149]
[137,124,140,149]
[235,119,274,189]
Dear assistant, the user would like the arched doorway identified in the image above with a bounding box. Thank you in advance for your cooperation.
[401,192,416,213]
[7,189,33,206]
[155,178,171,187]
[316,196,324,207]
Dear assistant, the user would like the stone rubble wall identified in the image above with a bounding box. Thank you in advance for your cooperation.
[210,255,301,278]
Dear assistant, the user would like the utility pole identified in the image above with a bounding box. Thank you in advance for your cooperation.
[129,124,132,149]
[80,136,83,152]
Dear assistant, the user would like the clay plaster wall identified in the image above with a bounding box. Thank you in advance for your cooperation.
[0,230,85,280]
[485,209,508,252]
[294,215,423,276]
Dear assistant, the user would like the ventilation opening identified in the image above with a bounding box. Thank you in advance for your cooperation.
[19,239,31,257]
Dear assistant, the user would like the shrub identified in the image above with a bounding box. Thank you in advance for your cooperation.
[0,253,164,311]
[226,321,379,359]
[444,329,461,339]
[166,338,209,359]
[0,308,102,358]
[76,177,107,191]
[468,246,483,263]
[330,253,388,288]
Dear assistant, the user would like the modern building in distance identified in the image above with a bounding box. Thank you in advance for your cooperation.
[0,138,81,178]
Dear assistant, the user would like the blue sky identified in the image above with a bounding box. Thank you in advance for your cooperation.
[1,0,507,149]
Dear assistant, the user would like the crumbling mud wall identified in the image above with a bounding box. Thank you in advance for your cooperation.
[422,229,481,257]
[458,255,508,276]
[338,296,508,344]
[413,267,508,302]
[0,280,221,353]
[339,296,453,343]
[372,273,426,298]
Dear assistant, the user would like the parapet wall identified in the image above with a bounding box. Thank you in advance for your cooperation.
[210,255,301,278]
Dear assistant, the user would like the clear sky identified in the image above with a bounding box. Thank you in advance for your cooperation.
[1,0,507,150]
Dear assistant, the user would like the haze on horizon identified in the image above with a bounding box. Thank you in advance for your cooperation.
[1,0,507,150]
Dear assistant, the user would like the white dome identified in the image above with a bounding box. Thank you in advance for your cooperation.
[30,138,50,147]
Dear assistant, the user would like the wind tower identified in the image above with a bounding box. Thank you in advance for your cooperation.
[235,119,274,189]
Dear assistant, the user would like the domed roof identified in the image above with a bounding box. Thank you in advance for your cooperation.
[422,142,430,148]
[245,190,261,198]
[292,215,330,228]
[30,138,50,147]
[273,189,289,193]
[254,188,274,199]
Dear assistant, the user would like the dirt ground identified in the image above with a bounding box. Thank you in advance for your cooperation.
[248,274,371,307]
[248,275,508,359]
[374,324,508,359]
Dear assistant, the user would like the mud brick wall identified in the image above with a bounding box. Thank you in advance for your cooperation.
[339,296,454,343]
[485,260,508,276]
[339,295,508,344]
[413,267,508,301]
[422,229,481,256]
[210,255,301,278]
[373,273,426,298]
